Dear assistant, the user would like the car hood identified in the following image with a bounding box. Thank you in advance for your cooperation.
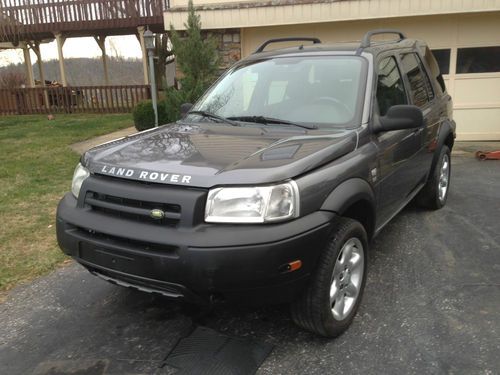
[83,122,357,188]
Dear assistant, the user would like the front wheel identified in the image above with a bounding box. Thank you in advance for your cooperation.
[416,145,451,210]
[291,217,368,337]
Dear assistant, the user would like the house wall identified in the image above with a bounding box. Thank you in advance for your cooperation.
[167,0,500,28]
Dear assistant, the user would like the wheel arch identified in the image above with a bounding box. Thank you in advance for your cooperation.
[431,120,455,173]
[320,178,376,241]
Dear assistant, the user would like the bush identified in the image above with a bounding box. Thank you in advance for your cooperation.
[132,100,171,131]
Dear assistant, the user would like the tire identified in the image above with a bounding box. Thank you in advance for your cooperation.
[290,217,368,337]
[416,145,451,210]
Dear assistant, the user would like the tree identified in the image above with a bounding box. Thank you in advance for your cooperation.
[0,68,26,88]
[163,0,220,122]
[154,33,174,90]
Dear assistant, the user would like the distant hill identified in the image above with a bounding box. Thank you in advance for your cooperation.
[0,57,145,86]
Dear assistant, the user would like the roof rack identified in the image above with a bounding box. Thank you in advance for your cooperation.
[360,29,406,48]
[253,37,321,54]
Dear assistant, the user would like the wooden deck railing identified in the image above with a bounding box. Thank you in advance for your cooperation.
[0,0,168,40]
[0,85,151,115]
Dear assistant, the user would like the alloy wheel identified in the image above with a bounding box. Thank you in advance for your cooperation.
[329,238,364,321]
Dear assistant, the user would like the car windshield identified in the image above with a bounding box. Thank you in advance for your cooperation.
[187,55,366,129]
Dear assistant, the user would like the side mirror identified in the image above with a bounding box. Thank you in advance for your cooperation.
[180,103,193,118]
[375,105,423,133]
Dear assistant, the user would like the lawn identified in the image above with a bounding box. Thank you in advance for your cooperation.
[0,114,133,293]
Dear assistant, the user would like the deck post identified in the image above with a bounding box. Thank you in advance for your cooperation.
[31,42,45,85]
[94,35,109,85]
[22,44,35,87]
[54,32,68,86]
[31,42,50,109]
[137,26,150,85]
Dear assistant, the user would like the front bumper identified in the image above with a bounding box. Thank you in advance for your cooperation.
[56,193,334,305]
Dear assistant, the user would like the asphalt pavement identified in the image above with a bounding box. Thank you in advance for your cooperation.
[1,153,499,375]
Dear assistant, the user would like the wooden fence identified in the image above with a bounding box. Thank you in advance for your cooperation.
[0,85,151,115]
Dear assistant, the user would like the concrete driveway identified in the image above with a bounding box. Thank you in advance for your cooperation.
[1,154,499,375]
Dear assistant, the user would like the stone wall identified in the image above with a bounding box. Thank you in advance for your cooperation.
[207,28,241,71]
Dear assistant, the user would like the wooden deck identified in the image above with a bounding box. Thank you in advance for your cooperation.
[0,0,168,42]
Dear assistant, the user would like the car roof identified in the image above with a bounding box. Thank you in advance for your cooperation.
[240,37,421,63]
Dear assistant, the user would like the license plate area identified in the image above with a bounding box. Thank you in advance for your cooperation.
[79,243,154,277]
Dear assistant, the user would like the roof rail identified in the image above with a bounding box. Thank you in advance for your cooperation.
[360,29,406,48]
[253,37,321,54]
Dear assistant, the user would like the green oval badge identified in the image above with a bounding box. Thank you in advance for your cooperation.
[150,209,165,220]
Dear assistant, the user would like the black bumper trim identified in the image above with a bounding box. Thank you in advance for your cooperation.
[82,260,208,304]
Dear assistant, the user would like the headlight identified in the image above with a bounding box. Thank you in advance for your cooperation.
[205,181,299,223]
[71,163,90,198]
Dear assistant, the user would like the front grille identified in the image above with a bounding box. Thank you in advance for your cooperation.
[73,226,178,255]
[80,174,208,228]
[85,191,181,226]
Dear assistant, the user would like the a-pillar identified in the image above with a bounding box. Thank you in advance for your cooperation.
[137,26,150,85]
[94,35,109,85]
[54,32,68,86]
[22,43,35,87]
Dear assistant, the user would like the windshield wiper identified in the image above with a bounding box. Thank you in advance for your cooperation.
[227,115,317,130]
[188,110,239,126]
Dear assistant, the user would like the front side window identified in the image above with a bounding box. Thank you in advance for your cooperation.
[376,56,407,116]
[189,56,367,128]
[401,53,434,108]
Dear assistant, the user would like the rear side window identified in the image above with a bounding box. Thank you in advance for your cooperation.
[431,49,451,75]
[401,53,434,107]
[376,56,407,116]
[427,48,448,93]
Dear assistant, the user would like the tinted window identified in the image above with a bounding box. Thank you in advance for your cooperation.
[376,56,407,116]
[457,46,500,73]
[425,48,446,94]
[417,53,435,100]
[401,53,434,107]
[431,49,451,75]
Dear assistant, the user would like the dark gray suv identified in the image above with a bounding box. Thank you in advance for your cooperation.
[56,30,455,337]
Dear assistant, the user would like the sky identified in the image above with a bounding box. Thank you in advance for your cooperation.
[0,35,143,67]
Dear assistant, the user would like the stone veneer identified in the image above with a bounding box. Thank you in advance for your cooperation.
[206,28,241,71]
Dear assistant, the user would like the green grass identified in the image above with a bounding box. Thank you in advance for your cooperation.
[0,114,133,292]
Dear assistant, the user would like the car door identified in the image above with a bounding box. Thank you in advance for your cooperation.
[399,51,439,183]
[372,54,422,228]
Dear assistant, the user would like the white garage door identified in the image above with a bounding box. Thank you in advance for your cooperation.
[435,46,500,141]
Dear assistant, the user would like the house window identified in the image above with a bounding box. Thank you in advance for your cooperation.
[457,46,500,74]
[431,49,451,75]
